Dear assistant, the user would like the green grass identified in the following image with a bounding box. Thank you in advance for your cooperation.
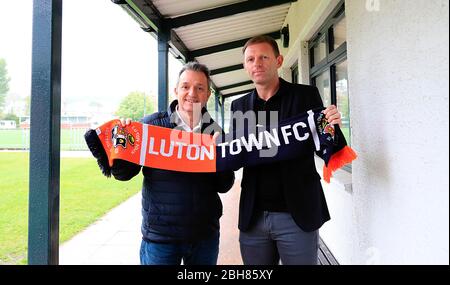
[0,129,27,147]
[0,152,142,265]
[0,129,88,150]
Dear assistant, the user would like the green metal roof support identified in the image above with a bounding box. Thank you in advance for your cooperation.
[210,64,244,76]
[158,31,169,112]
[28,0,62,265]
[220,96,225,130]
[214,92,219,123]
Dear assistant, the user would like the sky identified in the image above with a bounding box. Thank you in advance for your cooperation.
[0,0,182,114]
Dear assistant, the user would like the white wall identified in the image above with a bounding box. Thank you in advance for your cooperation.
[282,0,449,264]
[323,0,449,264]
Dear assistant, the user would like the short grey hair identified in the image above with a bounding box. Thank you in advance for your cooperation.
[177,61,212,90]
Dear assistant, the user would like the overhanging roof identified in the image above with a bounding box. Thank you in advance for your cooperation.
[113,0,296,99]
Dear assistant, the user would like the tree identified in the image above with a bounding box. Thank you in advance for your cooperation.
[2,113,19,126]
[24,95,31,116]
[115,91,155,121]
[0,58,11,112]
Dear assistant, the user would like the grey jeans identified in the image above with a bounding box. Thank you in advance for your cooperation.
[239,211,319,265]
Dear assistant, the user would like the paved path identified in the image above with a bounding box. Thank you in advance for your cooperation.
[59,171,243,265]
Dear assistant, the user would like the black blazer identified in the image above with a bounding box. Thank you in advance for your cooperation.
[230,78,345,232]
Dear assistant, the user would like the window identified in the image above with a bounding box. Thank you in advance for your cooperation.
[335,59,350,144]
[312,36,327,66]
[309,1,352,169]
[332,16,347,50]
[314,70,331,107]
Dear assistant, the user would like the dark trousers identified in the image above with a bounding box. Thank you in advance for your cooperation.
[239,211,318,265]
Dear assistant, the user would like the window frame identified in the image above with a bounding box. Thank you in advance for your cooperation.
[309,1,352,172]
[309,3,346,77]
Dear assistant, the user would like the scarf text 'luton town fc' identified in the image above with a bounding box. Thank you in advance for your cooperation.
[84,108,357,183]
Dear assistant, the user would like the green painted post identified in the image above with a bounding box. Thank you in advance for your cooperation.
[215,92,219,123]
[158,32,169,112]
[28,0,62,265]
[221,96,225,130]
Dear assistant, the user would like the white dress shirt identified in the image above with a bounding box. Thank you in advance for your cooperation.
[173,105,202,133]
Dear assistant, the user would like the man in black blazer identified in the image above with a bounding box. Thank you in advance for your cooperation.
[230,36,344,265]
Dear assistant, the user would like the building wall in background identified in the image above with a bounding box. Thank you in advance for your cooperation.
[281,0,449,264]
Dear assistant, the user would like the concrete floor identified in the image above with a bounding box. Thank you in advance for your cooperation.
[59,172,243,265]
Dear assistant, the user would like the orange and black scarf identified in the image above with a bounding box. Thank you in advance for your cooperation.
[84,108,356,183]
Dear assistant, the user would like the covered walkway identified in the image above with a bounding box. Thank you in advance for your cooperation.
[59,171,243,265]
[59,168,335,265]
[29,0,449,265]
[28,0,297,264]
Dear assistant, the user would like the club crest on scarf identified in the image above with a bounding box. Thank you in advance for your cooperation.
[316,112,335,141]
[111,125,135,149]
